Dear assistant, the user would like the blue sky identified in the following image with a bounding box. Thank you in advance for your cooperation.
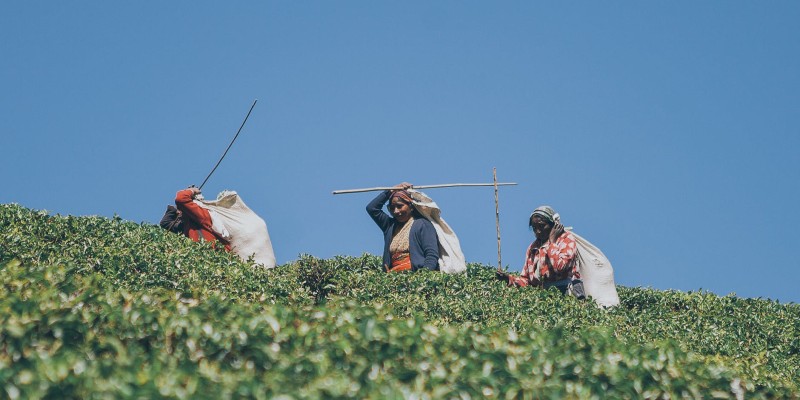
[2,2,799,303]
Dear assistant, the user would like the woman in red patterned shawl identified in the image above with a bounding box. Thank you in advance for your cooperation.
[496,205,585,298]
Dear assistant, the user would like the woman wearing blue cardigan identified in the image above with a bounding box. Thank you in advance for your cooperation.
[366,183,440,272]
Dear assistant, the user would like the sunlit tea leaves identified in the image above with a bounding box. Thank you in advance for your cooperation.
[1,203,798,398]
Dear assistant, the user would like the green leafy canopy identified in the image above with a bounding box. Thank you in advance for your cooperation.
[1,203,798,399]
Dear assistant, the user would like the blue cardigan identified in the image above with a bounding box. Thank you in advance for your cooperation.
[366,190,440,271]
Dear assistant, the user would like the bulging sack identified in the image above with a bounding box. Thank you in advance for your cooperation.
[197,191,277,269]
[572,232,620,307]
[408,190,467,274]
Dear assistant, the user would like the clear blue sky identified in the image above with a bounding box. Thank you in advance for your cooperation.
[2,2,799,303]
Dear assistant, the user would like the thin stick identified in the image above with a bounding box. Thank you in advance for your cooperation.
[199,99,258,190]
[494,168,502,270]
[332,182,517,195]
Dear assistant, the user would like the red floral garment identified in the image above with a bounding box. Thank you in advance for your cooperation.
[508,231,579,287]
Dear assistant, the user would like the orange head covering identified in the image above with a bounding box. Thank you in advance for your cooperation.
[390,190,414,205]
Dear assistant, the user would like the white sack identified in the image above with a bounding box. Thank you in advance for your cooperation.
[196,190,277,269]
[408,190,467,274]
[572,232,620,307]
[207,210,231,240]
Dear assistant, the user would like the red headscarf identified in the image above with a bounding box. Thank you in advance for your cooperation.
[390,190,414,204]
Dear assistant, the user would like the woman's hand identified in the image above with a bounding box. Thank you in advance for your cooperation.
[549,220,565,243]
[495,270,510,283]
[393,182,413,191]
[183,186,202,199]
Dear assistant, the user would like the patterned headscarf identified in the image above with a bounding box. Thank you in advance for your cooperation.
[390,190,414,205]
[530,205,556,226]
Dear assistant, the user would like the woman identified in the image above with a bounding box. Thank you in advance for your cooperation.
[496,205,584,298]
[174,187,231,252]
[366,182,440,272]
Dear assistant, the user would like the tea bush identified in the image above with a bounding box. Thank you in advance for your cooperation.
[1,204,798,398]
[322,258,800,388]
[0,204,305,305]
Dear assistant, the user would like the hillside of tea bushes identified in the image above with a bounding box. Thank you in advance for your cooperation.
[1,203,798,399]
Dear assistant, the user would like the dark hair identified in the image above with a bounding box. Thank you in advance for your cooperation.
[387,200,416,212]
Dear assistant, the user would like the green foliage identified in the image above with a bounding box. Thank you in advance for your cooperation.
[0,204,305,305]
[295,254,339,305]
[1,203,798,398]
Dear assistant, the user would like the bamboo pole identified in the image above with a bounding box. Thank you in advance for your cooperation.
[332,182,517,195]
[494,168,502,270]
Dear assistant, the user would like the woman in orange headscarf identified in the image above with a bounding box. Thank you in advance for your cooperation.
[366,183,440,272]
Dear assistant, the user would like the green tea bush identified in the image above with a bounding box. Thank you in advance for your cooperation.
[1,204,798,398]
[322,256,800,391]
[0,204,305,305]
[2,258,791,399]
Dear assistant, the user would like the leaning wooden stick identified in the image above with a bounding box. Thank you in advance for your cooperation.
[494,168,503,270]
[332,183,517,195]
[199,99,258,190]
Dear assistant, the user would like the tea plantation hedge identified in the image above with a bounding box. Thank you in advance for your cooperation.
[1,203,798,398]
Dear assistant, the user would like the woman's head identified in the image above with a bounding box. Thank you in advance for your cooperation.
[389,190,415,223]
[529,205,556,240]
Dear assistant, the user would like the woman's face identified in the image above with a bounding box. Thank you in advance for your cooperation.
[530,215,552,240]
[389,197,414,223]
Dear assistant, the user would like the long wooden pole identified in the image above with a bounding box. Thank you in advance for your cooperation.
[494,168,502,270]
[332,182,517,195]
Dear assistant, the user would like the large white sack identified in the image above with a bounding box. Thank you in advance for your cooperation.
[408,190,467,274]
[572,232,620,307]
[196,191,277,269]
